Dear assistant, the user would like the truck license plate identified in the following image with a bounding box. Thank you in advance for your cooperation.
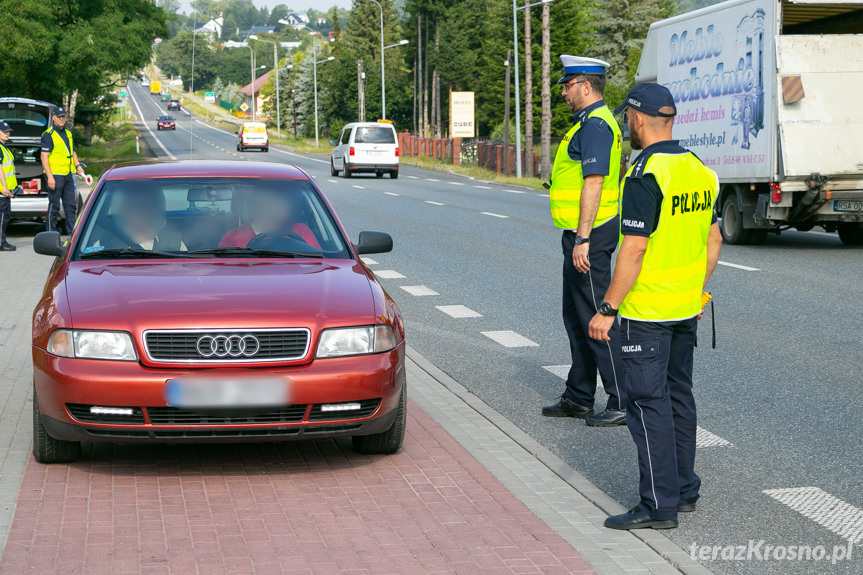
[834,200,863,212]
[164,377,288,408]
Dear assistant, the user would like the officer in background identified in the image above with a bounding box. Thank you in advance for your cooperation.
[542,55,625,427]
[0,121,18,251]
[40,107,85,234]
[588,84,723,530]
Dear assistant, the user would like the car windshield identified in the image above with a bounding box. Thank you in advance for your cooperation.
[159,116,173,121]
[73,178,351,260]
[354,126,395,144]
[0,107,50,139]
[245,125,266,134]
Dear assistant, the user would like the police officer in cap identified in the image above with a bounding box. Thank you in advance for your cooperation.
[542,55,625,427]
[0,121,19,251]
[588,83,722,529]
[40,107,85,234]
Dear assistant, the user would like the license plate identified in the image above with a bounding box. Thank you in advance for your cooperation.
[164,377,289,408]
[834,200,863,212]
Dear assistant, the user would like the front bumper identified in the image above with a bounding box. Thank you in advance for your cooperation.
[33,344,405,443]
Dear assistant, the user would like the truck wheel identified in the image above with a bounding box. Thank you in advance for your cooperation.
[720,197,753,245]
[838,223,863,246]
[352,385,405,455]
[32,385,81,463]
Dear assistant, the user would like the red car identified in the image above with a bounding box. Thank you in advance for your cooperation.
[156,115,175,130]
[31,161,405,463]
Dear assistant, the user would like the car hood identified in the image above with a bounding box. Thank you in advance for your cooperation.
[63,259,376,333]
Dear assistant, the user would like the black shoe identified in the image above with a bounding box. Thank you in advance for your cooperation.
[604,505,678,530]
[586,409,626,427]
[0,242,15,251]
[541,396,593,418]
[678,496,699,513]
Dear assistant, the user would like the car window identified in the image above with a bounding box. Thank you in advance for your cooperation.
[245,125,266,134]
[353,126,395,144]
[0,107,50,139]
[74,178,351,260]
[340,128,352,145]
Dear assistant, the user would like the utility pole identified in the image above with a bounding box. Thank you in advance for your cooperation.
[503,50,511,176]
[523,0,533,177]
[540,1,552,181]
[358,60,366,122]
[417,12,423,136]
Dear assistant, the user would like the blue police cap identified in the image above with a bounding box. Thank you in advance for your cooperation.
[614,84,677,117]
[557,55,609,84]
[53,107,67,116]
[0,121,11,132]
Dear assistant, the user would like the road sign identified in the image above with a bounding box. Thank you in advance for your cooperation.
[240,103,249,112]
[118,91,127,97]
[205,92,215,103]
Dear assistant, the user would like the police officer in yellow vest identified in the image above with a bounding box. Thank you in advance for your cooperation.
[40,107,85,234]
[0,121,20,251]
[543,55,625,427]
[588,84,723,530]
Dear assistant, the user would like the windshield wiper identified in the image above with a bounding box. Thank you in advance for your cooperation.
[188,247,324,259]
[79,248,192,260]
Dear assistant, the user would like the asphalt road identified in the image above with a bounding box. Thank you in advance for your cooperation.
[17,81,863,574]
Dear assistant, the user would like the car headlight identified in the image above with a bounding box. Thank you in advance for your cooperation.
[47,329,138,361]
[315,325,396,358]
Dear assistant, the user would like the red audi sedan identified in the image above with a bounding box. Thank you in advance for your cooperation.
[31,161,405,463]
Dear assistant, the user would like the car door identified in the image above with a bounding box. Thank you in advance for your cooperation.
[337,127,352,169]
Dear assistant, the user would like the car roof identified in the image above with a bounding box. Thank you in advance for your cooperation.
[0,97,56,109]
[344,122,396,129]
[242,121,267,127]
[101,160,310,181]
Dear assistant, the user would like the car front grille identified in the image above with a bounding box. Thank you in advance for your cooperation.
[143,329,310,363]
[147,405,308,425]
[84,424,363,439]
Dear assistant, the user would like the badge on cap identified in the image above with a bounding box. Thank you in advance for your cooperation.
[53,107,67,117]
[557,55,610,84]
[614,84,677,117]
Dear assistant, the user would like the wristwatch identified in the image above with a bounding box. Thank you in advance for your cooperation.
[574,235,590,245]
[598,302,618,316]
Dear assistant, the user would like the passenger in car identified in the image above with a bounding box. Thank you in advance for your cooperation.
[95,182,187,251]
[219,187,321,249]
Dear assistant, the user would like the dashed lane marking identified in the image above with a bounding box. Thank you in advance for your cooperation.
[718,261,760,271]
[360,257,378,265]
[425,201,445,206]
[384,192,400,196]
[472,185,492,189]
[695,427,733,448]
[436,305,482,318]
[504,189,527,195]
[763,487,863,544]
[352,185,366,190]
[400,285,439,296]
[407,175,420,179]
[374,270,405,279]
[482,331,539,348]
[426,178,440,182]
[327,179,338,183]
[481,212,509,219]
[447,181,465,186]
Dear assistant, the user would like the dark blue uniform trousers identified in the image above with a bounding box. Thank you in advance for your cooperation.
[0,195,10,244]
[561,220,623,411]
[621,316,701,521]
[47,173,76,234]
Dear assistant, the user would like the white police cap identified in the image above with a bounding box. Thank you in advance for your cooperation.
[557,55,610,84]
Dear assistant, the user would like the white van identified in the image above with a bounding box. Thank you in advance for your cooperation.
[331,121,399,179]
[237,121,269,152]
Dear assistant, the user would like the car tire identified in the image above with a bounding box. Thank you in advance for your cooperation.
[32,385,81,464]
[720,196,752,245]
[172,127,176,130]
[390,170,399,180]
[352,385,406,455]
[342,164,352,178]
[376,172,384,178]
[838,223,863,246]
[263,147,269,152]
[330,160,338,176]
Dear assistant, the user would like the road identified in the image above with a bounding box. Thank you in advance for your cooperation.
[18,81,863,573]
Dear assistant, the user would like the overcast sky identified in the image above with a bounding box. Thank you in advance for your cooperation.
[176,0,352,13]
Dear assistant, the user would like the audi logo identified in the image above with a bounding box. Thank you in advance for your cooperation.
[196,335,261,358]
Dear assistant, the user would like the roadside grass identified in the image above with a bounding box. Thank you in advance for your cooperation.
[78,122,153,178]
[400,155,547,191]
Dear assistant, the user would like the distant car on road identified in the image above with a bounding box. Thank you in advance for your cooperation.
[141,78,149,88]
[30,160,405,463]
[236,121,269,152]
[156,115,176,130]
[160,91,171,102]
[167,99,181,111]
[331,120,399,179]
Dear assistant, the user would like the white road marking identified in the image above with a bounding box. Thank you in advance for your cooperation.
[425,200,445,206]
[352,185,366,190]
[504,189,527,195]
[407,175,420,179]
[327,179,338,183]
[481,212,509,219]
[472,185,492,189]
[695,427,733,448]
[763,487,863,544]
[483,331,539,348]
[374,270,405,279]
[127,90,177,160]
[400,285,439,296]
[718,260,760,271]
[543,365,572,380]
[447,181,465,186]
[426,178,440,182]
[360,257,378,265]
[384,192,399,196]
[436,305,482,318]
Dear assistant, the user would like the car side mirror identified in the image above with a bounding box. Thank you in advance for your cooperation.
[329,139,337,146]
[355,231,393,255]
[33,231,67,257]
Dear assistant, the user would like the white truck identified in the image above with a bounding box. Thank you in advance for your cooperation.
[634,0,863,245]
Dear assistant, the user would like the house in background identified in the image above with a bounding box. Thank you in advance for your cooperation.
[238,69,274,119]
[239,25,275,38]
[281,12,310,30]
[195,15,223,39]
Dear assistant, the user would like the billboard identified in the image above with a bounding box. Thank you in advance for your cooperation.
[449,91,475,138]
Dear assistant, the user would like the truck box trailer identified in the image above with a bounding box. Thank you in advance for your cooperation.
[149,80,162,95]
[634,0,863,245]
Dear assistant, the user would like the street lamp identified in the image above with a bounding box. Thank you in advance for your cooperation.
[365,0,400,120]
[224,41,257,119]
[250,35,282,137]
[513,0,553,178]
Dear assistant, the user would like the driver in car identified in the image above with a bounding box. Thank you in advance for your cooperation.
[95,182,186,251]
[219,187,321,249]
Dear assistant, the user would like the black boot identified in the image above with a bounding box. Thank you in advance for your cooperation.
[586,409,626,427]
[541,396,593,418]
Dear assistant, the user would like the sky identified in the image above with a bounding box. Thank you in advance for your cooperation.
[176,0,352,13]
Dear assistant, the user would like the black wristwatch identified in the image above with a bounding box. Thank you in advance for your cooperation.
[574,235,590,245]
[598,302,618,316]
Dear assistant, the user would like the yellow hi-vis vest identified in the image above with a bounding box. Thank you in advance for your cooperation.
[0,143,16,189]
[549,104,622,229]
[619,150,718,322]
[43,127,74,176]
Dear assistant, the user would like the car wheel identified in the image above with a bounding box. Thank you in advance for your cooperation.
[263,147,269,152]
[172,127,176,130]
[838,223,863,246]
[352,385,406,455]
[376,171,384,178]
[390,170,399,180]
[32,385,81,463]
[330,160,338,176]
[342,165,352,178]
[720,196,752,245]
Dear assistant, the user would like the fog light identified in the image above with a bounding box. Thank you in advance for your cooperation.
[320,403,362,412]
[89,406,135,416]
